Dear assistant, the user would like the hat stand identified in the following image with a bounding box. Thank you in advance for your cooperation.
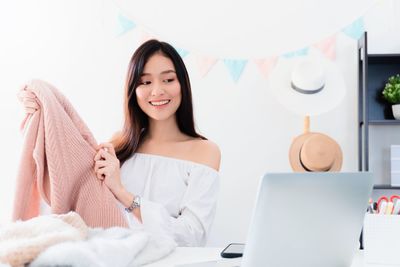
[303,115,310,134]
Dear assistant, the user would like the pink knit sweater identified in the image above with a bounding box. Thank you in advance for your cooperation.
[13,80,127,228]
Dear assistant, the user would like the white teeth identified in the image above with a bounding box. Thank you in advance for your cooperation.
[150,100,170,106]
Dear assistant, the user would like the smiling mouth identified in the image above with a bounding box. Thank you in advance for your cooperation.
[149,100,171,106]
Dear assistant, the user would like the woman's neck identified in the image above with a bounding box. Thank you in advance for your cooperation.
[147,116,185,143]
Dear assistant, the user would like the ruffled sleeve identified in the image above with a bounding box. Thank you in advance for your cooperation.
[133,165,219,246]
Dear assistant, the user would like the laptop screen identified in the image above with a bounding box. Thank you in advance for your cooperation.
[241,172,373,267]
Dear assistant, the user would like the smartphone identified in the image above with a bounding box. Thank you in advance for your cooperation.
[220,243,245,258]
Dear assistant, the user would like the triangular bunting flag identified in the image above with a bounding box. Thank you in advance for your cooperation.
[342,17,364,40]
[117,13,136,36]
[314,34,337,60]
[223,59,247,82]
[254,57,278,79]
[282,47,309,59]
[195,56,218,77]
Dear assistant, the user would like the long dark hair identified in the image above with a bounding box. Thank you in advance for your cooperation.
[112,39,206,165]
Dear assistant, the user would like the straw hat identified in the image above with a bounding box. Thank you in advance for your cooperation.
[289,117,342,172]
[269,55,346,116]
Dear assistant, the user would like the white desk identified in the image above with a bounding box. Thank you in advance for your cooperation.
[144,248,389,267]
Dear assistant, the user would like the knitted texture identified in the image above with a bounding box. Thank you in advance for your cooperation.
[12,79,127,228]
[0,212,88,267]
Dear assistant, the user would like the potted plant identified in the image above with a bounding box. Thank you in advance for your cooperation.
[382,74,400,120]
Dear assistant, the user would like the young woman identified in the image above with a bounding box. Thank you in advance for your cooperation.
[19,40,221,246]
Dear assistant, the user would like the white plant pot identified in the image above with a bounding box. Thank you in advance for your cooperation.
[392,104,400,120]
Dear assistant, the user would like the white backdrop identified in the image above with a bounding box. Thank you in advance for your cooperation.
[1,0,400,246]
[114,0,376,58]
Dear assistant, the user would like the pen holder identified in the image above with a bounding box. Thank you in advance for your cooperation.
[363,214,400,265]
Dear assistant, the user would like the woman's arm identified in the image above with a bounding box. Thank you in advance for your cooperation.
[113,187,142,223]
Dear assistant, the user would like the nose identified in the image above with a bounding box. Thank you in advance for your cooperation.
[150,82,165,97]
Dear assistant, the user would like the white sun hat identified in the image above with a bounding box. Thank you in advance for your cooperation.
[269,55,346,116]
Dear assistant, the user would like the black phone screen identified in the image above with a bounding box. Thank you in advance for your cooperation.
[220,243,244,258]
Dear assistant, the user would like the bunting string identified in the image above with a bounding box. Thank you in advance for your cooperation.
[114,11,365,82]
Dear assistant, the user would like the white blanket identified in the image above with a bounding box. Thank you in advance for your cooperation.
[0,212,176,267]
[30,227,177,267]
[0,212,88,267]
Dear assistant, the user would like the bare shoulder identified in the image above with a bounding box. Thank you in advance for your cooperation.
[189,139,221,171]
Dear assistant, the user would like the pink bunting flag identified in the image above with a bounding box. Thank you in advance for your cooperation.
[314,34,337,60]
[195,56,218,77]
[254,57,278,79]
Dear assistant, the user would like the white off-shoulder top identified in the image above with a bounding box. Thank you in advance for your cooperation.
[120,153,220,247]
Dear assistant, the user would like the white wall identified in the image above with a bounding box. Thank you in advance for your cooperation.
[0,0,399,246]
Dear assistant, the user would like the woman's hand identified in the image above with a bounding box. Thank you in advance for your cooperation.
[94,143,142,222]
[17,86,40,114]
[94,142,124,197]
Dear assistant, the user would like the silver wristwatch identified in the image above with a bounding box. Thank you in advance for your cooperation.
[125,195,141,213]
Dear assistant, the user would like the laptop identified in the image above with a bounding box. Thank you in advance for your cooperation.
[241,172,373,267]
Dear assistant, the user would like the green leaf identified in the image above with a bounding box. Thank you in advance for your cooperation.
[382,74,400,104]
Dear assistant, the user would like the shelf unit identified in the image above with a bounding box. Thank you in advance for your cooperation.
[358,32,400,189]
[374,185,400,190]
[357,32,400,250]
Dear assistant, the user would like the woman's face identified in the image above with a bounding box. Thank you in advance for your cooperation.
[135,53,182,122]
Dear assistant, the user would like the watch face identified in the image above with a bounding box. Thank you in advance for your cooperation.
[125,196,141,212]
[134,196,141,207]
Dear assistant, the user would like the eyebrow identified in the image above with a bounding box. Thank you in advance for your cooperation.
[141,70,176,76]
